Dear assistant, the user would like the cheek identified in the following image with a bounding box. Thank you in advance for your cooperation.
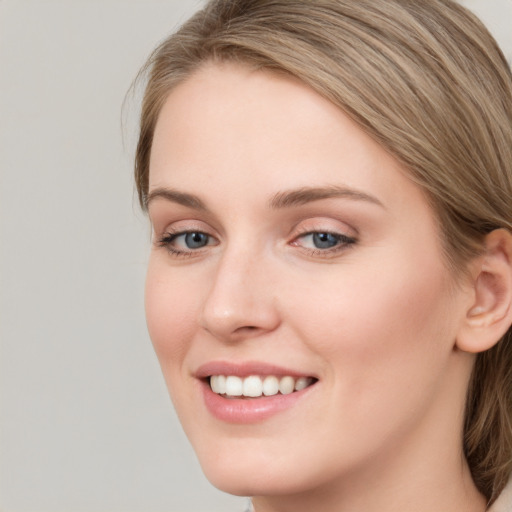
[286,249,458,399]
[271,253,461,473]
[144,260,199,368]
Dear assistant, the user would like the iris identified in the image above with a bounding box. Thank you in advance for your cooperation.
[312,232,340,249]
[184,232,209,249]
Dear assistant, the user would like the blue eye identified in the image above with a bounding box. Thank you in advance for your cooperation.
[294,231,356,255]
[157,230,216,256]
[311,232,340,249]
[183,232,210,249]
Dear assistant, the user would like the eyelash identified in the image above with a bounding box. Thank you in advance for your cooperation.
[292,230,357,257]
[156,230,215,258]
[156,228,357,259]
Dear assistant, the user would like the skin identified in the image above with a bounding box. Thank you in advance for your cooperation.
[145,62,487,512]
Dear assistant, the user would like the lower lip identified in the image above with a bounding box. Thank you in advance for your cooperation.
[201,381,315,424]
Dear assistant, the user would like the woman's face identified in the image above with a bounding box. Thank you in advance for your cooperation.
[146,63,473,498]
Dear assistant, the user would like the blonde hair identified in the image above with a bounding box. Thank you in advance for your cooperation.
[134,0,512,503]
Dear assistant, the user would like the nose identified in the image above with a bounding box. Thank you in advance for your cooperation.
[199,248,281,342]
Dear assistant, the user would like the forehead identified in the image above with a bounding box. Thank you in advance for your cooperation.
[149,62,422,212]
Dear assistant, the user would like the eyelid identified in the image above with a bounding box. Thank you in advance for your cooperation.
[291,230,356,246]
[153,219,220,258]
[289,216,357,239]
[152,218,214,239]
[149,206,222,237]
[154,217,358,259]
[290,233,357,261]
[288,218,358,257]
[156,229,219,259]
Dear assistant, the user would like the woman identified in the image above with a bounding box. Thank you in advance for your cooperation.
[134,1,512,510]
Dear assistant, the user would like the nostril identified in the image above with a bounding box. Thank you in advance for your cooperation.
[234,325,258,333]
[229,325,264,338]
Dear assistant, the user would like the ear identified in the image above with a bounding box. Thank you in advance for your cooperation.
[456,229,512,353]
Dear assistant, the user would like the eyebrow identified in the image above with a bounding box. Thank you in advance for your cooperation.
[145,184,384,211]
[269,185,385,209]
[145,188,208,211]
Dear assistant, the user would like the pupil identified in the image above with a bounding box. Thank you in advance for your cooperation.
[313,232,339,249]
[185,232,208,249]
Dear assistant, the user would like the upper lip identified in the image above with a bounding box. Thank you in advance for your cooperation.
[195,360,316,379]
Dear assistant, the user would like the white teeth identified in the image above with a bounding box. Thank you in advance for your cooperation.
[209,374,314,397]
[210,375,226,394]
[225,376,243,396]
[243,376,263,397]
[262,375,279,396]
[279,376,295,395]
[295,377,311,391]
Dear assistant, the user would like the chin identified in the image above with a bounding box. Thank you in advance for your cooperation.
[205,471,273,497]
[194,441,280,494]
[192,436,335,498]
[202,463,308,498]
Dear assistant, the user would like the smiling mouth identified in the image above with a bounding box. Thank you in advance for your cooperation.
[209,375,317,398]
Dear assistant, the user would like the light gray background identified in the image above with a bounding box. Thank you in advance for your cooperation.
[0,1,510,511]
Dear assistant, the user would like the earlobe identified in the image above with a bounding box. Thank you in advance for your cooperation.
[456,229,512,353]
